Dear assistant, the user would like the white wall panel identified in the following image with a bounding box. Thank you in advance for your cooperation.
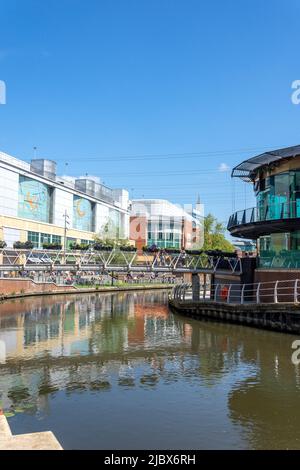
[3,228,20,247]
[95,203,110,234]
[0,167,18,217]
[53,188,73,228]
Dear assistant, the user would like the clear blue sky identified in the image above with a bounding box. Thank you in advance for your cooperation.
[1,0,300,226]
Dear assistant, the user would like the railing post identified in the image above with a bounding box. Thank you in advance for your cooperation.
[256,283,260,303]
[214,283,219,302]
[274,281,278,303]
[241,283,245,304]
[192,273,200,301]
[227,284,232,303]
[294,279,299,303]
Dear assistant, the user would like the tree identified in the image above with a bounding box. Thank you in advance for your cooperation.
[203,213,234,252]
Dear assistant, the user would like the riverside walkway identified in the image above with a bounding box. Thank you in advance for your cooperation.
[168,280,300,334]
[0,413,62,450]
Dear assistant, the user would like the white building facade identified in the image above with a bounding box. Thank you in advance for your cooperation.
[130,199,204,250]
[0,151,130,248]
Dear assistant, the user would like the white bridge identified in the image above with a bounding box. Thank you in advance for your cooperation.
[0,248,242,275]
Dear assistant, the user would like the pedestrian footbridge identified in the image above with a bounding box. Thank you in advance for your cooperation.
[0,248,242,275]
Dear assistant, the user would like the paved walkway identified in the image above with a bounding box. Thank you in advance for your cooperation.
[0,413,63,450]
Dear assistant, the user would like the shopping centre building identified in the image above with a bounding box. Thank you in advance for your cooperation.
[227,144,300,282]
[0,151,130,249]
[130,198,204,250]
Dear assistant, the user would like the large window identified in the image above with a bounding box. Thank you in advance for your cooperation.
[259,231,300,268]
[256,170,300,221]
[52,235,62,245]
[28,232,61,248]
[28,231,39,248]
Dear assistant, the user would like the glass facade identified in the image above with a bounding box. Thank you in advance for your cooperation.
[18,176,51,223]
[259,231,300,268]
[256,170,300,221]
[28,231,62,248]
[256,170,300,268]
[147,218,182,248]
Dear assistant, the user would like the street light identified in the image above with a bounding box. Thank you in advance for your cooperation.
[63,210,70,255]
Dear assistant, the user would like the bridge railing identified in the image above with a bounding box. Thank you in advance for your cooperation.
[0,248,242,274]
[170,279,300,304]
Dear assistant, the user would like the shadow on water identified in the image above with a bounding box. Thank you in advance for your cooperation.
[0,290,299,449]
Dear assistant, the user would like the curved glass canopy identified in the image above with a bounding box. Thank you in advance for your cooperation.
[231,145,300,181]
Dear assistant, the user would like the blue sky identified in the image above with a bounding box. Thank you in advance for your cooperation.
[1,0,300,226]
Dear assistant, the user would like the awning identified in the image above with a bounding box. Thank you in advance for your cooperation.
[231,145,300,181]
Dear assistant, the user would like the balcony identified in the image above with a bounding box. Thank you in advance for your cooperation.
[227,201,300,238]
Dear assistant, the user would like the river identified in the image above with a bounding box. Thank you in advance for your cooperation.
[0,290,299,450]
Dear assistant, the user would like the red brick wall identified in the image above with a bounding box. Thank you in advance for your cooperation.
[0,278,77,296]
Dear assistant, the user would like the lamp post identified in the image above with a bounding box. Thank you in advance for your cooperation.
[63,210,70,257]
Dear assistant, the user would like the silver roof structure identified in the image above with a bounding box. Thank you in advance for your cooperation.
[231,144,300,181]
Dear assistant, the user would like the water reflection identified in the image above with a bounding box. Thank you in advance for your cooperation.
[0,291,299,449]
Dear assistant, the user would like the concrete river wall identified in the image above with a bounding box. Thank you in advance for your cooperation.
[168,299,300,334]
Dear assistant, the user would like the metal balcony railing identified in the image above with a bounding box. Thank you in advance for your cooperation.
[227,200,300,230]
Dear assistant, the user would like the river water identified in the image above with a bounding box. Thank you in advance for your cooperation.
[0,290,299,450]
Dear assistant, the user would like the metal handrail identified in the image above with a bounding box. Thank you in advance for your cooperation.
[169,278,300,304]
[228,200,300,230]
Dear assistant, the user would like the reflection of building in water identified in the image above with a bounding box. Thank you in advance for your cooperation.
[0,291,192,413]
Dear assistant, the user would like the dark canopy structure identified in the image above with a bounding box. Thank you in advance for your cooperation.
[231,144,300,182]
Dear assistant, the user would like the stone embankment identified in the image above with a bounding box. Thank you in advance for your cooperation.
[0,413,62,450]
[169,299,300,334]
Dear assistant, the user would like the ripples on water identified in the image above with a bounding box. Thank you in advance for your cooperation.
[0,290,299,449]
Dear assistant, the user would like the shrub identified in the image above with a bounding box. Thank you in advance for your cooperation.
[164,248,181,254]
[42,242,62,250]
[120,246,137,252]
[69,243,90,251]
[13,241,34,249]
[185,249,203,255]
[94,243,113,251]
[0,240,7,248]
[142,245,158,253]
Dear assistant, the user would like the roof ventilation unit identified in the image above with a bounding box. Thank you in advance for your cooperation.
[30,159,57,180]
[75,178,96,197]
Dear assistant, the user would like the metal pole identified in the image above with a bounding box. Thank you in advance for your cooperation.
[274,281,278,303]
[294,279,299,303]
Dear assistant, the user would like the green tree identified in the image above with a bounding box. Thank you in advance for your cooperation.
[203,213,234,252]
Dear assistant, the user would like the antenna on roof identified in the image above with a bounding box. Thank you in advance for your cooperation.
[33,146,37,159]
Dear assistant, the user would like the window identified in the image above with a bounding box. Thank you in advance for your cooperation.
[28,231,39,248]
[81,239,92,245]
[67,238,76,249]
[52,235,62,245]
[41,233,51,244]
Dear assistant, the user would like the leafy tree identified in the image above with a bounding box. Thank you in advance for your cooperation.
[203,213,234,252]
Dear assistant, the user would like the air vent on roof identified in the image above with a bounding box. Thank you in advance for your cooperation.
[30,159,57,180]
